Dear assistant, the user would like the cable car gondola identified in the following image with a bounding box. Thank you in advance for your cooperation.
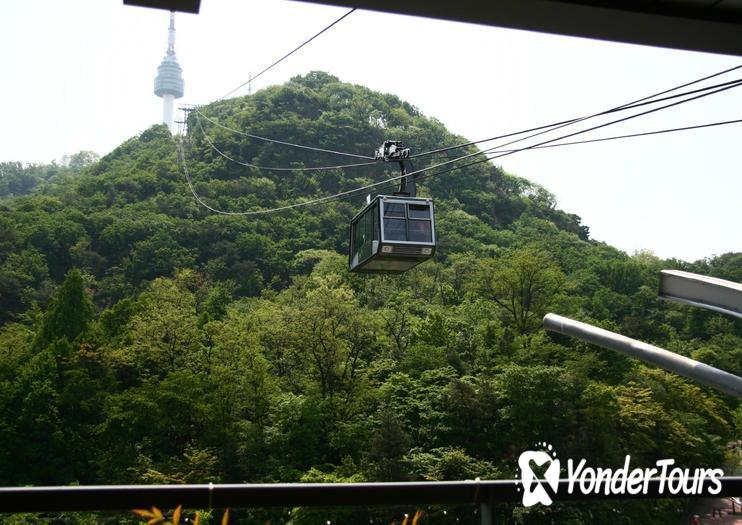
[348,141,436,274]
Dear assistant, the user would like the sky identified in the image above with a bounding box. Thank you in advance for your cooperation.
[1,0,740,263]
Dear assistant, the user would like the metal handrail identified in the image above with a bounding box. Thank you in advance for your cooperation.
[1,478,740,513]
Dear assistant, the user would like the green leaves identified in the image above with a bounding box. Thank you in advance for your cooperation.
[125,274,201,376]
[0,72,736,525]
[32,268,94,352]
[477,247,567,336]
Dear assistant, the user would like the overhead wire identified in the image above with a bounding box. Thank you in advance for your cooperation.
[385,84,742,195]
[480,77,742,156]
[365,117,742,198]
[376,80,742,194]
[177,76,742,216]
[488,117,742,153]
[219,8,356,100]
[318,76,742,203]
[411,64,742,159]
[179,115,742,215]
[390,77,742,187]
[204,21,742,177]
[187,7,368,163]
[408,80,738,161]
[194,108,375,160]
[194,75,742,173]
[178,63,742,216]
[478,78,742,160]
[193,111,376,171]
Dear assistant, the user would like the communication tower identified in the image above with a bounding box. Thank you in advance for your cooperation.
[154,12,184,132]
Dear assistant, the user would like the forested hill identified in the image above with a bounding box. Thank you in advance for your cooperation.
[0,71,739,524]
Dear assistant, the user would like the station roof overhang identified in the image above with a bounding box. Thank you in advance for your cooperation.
[123,0,742,57]
[294,0,742,57]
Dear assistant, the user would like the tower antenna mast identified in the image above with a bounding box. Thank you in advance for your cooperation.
[154,11,185,132]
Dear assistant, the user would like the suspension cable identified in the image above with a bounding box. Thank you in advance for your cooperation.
[411,64,742,159]
[194,112,376,171]
[195,108,375,160]
[219,8,356,100]
[176,74,742,216]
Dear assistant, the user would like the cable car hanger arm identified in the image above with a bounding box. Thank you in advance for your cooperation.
[375,140,416,197]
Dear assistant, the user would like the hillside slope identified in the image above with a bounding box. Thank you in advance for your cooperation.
[0,72,739,524]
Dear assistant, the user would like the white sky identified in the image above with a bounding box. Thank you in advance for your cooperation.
[1,0,740,262]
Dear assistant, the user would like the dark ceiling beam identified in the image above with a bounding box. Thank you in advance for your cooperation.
[123,0,200,14]
[291,0,742,56]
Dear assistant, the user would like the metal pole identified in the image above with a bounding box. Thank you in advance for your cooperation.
[480,502,493,525]
[659,270,742,318]
[543,313,742,398]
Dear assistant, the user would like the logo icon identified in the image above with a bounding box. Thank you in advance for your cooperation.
[516,443,724,507]
[517,443,560,507]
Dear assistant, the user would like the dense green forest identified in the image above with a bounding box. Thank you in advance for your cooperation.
[0,72,739,524]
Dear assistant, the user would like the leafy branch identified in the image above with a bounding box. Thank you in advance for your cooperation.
[133,504,230,525]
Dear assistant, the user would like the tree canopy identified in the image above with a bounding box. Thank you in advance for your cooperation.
[0,72,739,524]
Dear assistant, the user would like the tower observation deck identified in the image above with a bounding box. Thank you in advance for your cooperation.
[154,12,184,132]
